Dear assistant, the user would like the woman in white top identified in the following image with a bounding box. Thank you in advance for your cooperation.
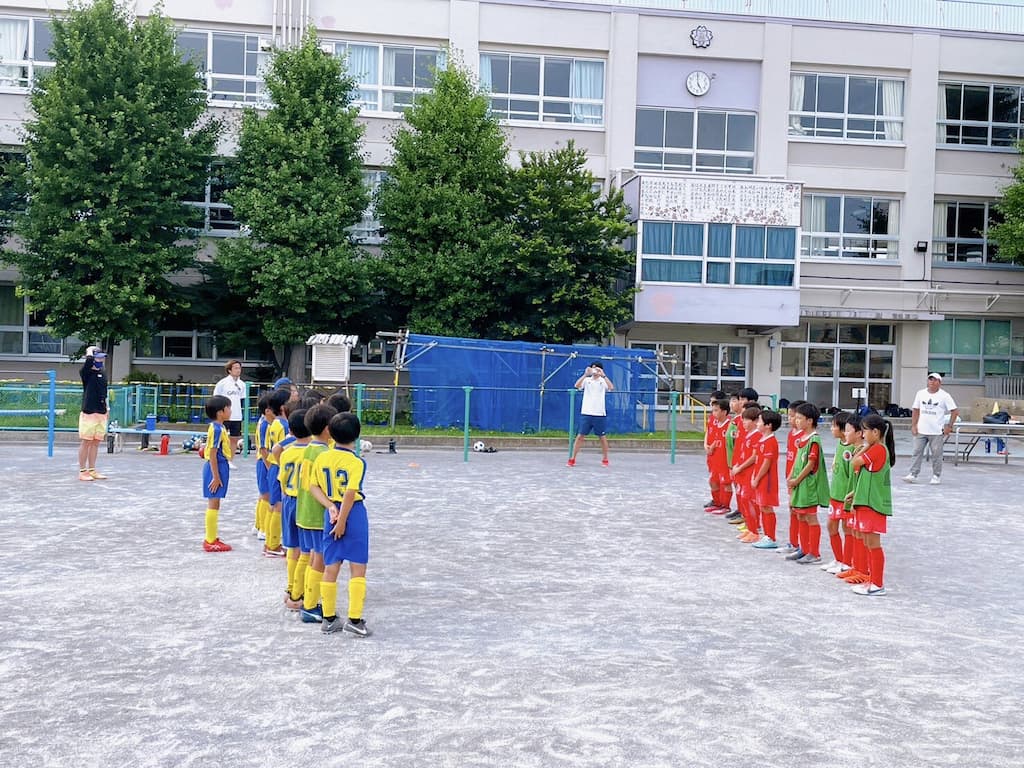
[213,360,246,437]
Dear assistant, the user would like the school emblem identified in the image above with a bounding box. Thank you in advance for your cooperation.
[690,25,713,48]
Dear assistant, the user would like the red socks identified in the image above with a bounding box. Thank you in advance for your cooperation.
[869,547,885,587]
[807,520,820,557]
[762,509,777,540]
[720,487,733,510]
[854,538,870,574]
[789,513,799,548]
[829,531,844,562]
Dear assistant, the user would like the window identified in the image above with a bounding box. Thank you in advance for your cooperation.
[334,42,380,110]
[481,53,604,125]
[0,285,83,357]
[351,170,385,243]
[628,341,748,407]
[639,221,795,286]
[382,45,446,113]
[928,318,1024,380]
[634,108,755,174]
[177,30,269,104]
[0,16,54,90]
[780,322,895,410]
[938,82,1024,148]
[184,161,240,236]
[801,194,900,259]
[932,200,1007,265]
[789,73,904,141]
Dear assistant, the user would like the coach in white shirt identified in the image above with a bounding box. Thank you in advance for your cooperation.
[904,372,959,485]
[567,361,615,467]
[213,360,246,437]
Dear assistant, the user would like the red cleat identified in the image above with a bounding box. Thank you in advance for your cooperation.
[203,539,232,552]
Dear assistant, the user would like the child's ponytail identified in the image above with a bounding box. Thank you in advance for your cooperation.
[862,414,897,465]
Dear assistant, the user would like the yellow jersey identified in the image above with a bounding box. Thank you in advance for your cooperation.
[265,416,288,466]
[205,421,233,463]
[279,438,308,498]
[311,445,366,504]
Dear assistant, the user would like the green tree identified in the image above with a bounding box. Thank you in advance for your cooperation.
[503,142,635,343]
[989,143,1024,265]
[8,0,218,357]
[376,60,513,338]
[217,31,370,374]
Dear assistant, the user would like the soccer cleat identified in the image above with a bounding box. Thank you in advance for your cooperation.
[263,546,286,558]
[797,554,822,565]
[78,470,94,482]
[708,507,730,516]
[601,458,609,467]
[852,583,886,596]
[284,594,302,611]
[776,542,798,554]
[752,536,778,549]
[735,523,749,534]
[828,562,850,575]
[724,510,743,522]
[785,548,805,561]
[321,616,345,634]
[902,474,916,483]
[343,619,372,638]
[566,458,576,467]
[930,476,941,485]
[300,605,323,623]
[845,571,871,584]
[740,531,760,543]
[820,559,839,572]
[257,530,266,541]
[838,568,862,581]
[88,469,108,480]
[203,538,232,552]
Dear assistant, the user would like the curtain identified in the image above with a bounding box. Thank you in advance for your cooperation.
[789,74,806,135]
[766,227,796,260]
[571,60,604,124]
[347,44,378,85]
[642,222,673,255]
[735,226,765,259]
[881,80,904,140]
[708,224,732,258]
[736,263,794,286]
[673,223,703,256]
[642,259,701,283]
[383,47,399,86]
[932,202,949,260]
[479,54,492,92]
[0,19,29,87]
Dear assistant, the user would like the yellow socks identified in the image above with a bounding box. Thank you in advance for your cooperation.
[266,510,282,550]
[348,576,366,620]
[321,580,338,619]
[255,498,269,533]
[292,554,310,601]
[303,568,322,611]
[286,552,298,594]
[204,508,218,544]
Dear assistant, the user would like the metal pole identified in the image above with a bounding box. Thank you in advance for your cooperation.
[568,387,577,457]
[47,369,56,458]
[242,380,250,457]
[669,390,679,465]
[538,347,547,433]
[463,386,472,462]
[354,383,365,457]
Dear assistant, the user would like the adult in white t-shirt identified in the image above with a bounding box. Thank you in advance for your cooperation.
[213,359,246,437]
[904,372,959,485]
[567,361,615,467]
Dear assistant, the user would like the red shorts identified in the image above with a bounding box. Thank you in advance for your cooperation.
[828,499,850,520]
[854,506,888,534]
[792,505,818,516]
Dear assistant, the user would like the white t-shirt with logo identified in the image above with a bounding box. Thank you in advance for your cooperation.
[912,388,957,435]
[213,375,246,419]
[580,377,609,416]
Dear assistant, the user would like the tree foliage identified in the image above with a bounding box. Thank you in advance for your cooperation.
[989,142,1024,265]
[503,142,635,343]
[8,0,218,354]
[217,31,371,372]
[376,61,513,338]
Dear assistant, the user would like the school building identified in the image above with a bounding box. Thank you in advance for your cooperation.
[1,0,1023,411]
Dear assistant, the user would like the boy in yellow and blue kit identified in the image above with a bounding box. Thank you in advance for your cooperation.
[297,403,336,623]
[277,408,311,609]
[309,412,371,637]
[202,395,233,553]
[263,389,291,557]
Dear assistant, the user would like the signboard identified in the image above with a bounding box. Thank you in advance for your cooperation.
[306,334,359,383]
[638,176,801,226]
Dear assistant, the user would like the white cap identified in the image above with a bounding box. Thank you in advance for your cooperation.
[927,372,942,382]
[86,345,107,359]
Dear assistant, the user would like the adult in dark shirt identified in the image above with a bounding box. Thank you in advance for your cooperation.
[78,345,109,481]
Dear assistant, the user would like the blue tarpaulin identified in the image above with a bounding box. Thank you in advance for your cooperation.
[405,334,658,433]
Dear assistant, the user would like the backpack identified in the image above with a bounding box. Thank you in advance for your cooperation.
[983,411,1010,425]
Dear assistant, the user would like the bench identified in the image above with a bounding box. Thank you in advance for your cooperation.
[108,426,206,452]
[945,422,1024,465]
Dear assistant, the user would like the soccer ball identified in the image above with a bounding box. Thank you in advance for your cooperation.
[473,440,486,452]
[360,439,373,452]
[236,438,245,453]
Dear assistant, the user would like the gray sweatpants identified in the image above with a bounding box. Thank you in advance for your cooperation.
[908,433,946,478]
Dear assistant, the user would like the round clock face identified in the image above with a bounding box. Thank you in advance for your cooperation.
[686,70,711,96]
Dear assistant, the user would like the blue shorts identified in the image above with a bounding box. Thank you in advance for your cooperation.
[281,495,299,549]
[268,465,282,505]
[578,414,608,437]
[298,526,324,554]
[322,501,369,566]
[202,460,230,499]
[256,461,269,495]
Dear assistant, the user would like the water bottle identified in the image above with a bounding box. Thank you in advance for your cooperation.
[388,438,397,454]
[985,438,991,453]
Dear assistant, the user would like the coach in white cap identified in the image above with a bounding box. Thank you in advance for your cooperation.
[904,372,959,485]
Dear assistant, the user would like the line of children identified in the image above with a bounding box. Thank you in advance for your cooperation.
[703,397,733,515]
[722,388,759,527]
[262,389,292,558]
[278,409,310,609]
[707,397,895,595]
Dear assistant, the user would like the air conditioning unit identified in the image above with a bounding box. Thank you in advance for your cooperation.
[258,38,274,52]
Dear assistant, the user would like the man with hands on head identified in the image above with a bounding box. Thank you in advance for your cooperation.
[78,345,109,482]
[567,361,615,467]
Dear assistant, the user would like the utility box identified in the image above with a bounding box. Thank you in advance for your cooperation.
[306,334,359,383]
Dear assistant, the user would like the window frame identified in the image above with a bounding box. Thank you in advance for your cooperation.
[329,41,445,115]
[0,16,55,92]
[634,107,756,174]
[932,199,1015,267]
[0,285,83,358]
[928,317,1024,383]
[480,51,606,127]
[937,81,1024,150]
[788,72,905,143]
[183,159,241,237]
[801,192,901,261]
[350,169,385,244]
